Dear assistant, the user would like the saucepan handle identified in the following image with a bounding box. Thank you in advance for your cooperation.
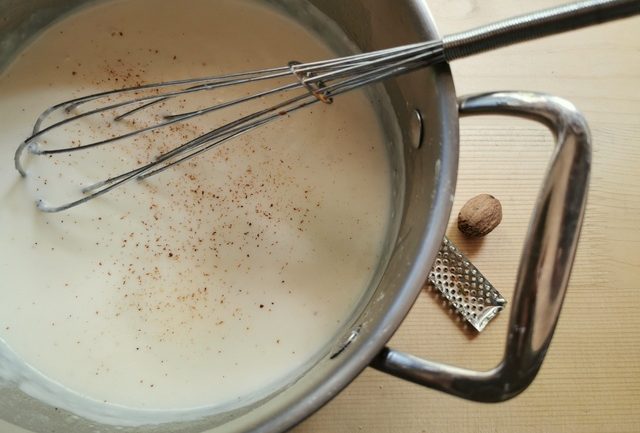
[370,91,591,402]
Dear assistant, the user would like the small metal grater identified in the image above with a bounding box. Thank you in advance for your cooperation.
[428,237,506,332]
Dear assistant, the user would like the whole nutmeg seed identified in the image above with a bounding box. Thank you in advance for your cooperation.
[457,194,502,238]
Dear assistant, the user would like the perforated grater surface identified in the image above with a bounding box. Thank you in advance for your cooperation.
[428,237,506,332]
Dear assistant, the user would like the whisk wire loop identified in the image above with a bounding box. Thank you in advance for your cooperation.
[14,0,640,212]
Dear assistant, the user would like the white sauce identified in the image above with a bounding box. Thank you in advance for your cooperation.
[0,0,391,426]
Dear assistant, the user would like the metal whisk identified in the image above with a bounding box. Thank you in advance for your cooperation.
[15,0,639,212]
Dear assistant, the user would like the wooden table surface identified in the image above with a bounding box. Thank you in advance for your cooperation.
[295,0,640,432]
[0,1,637,433]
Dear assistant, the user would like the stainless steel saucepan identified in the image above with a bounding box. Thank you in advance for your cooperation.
[0,0,590,432]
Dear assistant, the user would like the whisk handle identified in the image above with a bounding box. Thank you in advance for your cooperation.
[442,0,640,61]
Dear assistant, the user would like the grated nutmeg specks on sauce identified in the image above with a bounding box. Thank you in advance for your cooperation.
[0,0,392,419]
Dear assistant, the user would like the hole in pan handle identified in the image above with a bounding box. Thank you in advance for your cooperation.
[370,91,591,402]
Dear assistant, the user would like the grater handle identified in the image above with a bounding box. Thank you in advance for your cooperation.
[371,91,591,402]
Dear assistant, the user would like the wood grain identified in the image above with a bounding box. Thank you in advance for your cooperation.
[294,0,640,432]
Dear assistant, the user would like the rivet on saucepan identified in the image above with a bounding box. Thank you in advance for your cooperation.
[410,109,423,149]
